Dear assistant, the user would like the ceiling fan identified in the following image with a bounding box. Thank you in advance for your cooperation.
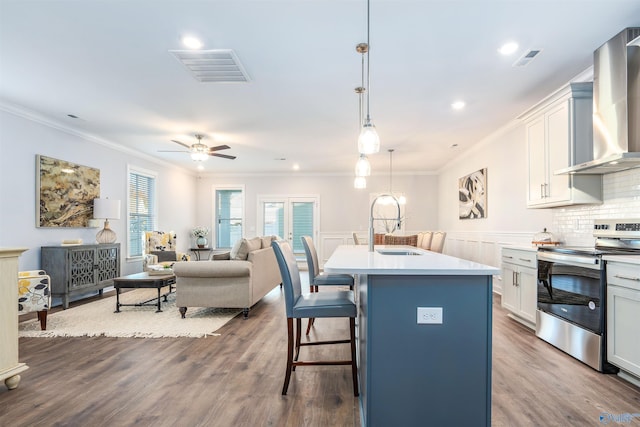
[159,134,236,161]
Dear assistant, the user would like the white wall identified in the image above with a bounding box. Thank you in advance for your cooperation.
[0,108,197,273]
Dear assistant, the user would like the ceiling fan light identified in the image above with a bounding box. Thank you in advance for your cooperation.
[190,151,208,162]
[355,155,371,177]
[354,176,367,189]
[358,121,380,154]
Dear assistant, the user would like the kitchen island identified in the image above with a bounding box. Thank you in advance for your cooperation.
[324,245,499,427]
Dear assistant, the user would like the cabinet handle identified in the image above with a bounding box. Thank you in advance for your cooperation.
[516,272,520,286]
[613,274,640,282]
[540,184,544,199]
[504,255,514,259]
[519,258,532,263]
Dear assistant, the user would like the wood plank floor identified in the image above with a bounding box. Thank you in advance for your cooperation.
[2,286,639,427]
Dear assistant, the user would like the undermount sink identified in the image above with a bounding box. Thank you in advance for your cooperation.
[376,249,423,256]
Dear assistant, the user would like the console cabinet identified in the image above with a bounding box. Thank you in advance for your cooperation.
[520,82,602,208]
[501,247,537,329]
[41,244,120,309]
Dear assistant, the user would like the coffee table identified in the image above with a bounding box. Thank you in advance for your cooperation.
[113,272,176,313]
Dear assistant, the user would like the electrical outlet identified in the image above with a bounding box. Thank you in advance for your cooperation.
[417,307,443,324]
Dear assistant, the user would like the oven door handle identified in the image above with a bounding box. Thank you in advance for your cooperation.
[537,252,600,266]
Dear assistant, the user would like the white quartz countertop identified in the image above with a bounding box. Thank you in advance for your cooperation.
[324,245,500,276]
[603,255,640,266]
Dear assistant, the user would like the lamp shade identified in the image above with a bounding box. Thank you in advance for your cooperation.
[354,176,367,189]
[93,198,121,220]
[355,155,371,177]
[358,121,380,155]
[190,151,209,162]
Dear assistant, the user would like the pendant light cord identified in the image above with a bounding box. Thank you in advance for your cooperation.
[365,0,371,121]
[389,149,393,194]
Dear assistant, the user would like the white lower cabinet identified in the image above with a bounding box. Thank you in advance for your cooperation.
[501,247,537,329]
[607,261,640,383]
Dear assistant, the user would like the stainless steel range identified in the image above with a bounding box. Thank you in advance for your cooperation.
[536,219,640,372]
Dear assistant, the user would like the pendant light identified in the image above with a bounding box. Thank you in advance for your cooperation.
[354,176,367,189]
[357,0,380,155]
[354,50,369,189]
[355,154,371,177]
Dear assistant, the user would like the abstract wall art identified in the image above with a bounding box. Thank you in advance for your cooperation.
[36,155,100,227]
[459,168,487,220]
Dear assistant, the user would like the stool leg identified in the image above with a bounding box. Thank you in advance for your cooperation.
[350,317,359,397]
[282,318,295,395]
[306,283,317,335]
[294,318,302,366]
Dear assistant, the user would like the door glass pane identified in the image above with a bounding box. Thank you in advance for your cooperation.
[291,201,314,255]
[263,202,284,238]
[216,190,243,248]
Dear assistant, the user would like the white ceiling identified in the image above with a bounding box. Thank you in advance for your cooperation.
[1,0,639,175]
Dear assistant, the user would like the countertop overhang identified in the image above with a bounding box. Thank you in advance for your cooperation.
[323,245,500,275]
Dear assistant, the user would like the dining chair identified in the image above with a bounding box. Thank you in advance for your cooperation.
[419,231,433,250]
[271,240,359,396]
[301,236,355,334]
[430,231,447,253]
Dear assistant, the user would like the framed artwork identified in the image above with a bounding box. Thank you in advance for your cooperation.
[36,155,100,227]
[459,168,487,220]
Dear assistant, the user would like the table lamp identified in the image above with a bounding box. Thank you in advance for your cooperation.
[93,198,121,244]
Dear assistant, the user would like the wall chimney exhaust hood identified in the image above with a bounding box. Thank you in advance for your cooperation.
[556,28,640,175]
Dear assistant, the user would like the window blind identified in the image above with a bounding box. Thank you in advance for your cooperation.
[128,171,156,257]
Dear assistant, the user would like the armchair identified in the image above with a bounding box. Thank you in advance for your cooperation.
[143,231,190,271]
[18,270,50,330]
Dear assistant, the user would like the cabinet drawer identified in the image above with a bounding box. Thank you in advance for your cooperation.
[502,248,537,269]
[607,262,640,292]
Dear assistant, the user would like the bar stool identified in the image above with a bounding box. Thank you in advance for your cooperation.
[272,240,358,396]
[301,236,355,334]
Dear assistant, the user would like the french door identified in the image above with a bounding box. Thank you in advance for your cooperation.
[258,196,319,258]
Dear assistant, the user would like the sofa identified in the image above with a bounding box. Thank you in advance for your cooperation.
[172,236,282,319]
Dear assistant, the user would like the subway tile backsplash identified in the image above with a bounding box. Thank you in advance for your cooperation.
[552,168,640,246]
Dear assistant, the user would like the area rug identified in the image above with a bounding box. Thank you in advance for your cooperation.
[18,289,242,338]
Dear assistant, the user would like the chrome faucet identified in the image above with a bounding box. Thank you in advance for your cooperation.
[369,194,401,252]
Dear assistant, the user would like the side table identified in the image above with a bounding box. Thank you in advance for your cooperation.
[190,247,213,261]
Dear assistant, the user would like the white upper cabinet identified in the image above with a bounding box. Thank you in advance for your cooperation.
[520,82,603,208]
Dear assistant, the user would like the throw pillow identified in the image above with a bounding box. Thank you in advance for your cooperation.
[151,250,177,262]
[230,238,243,259]
[260,235,274,249]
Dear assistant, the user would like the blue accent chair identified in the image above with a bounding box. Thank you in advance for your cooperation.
[301,235,355,334]
[271,240,358,396]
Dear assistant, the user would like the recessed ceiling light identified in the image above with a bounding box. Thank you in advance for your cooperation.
[293,164,300,171]
[182,35,203,49]
[498,42,519,55]
[197,164,204,171]
[451,101,465,110]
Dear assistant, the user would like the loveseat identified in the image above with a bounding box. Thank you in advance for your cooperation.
[172,236,282,319]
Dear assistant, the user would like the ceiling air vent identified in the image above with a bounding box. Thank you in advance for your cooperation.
[513,49,542,67]
[169,49,250,83]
